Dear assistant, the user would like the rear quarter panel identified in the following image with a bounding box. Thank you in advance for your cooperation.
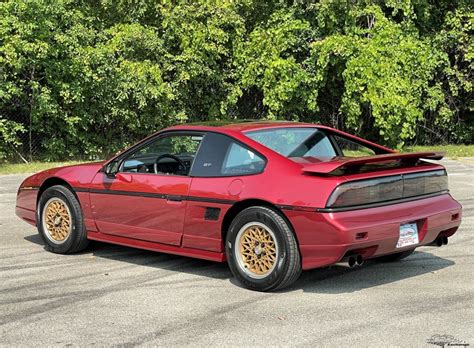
[182,156,346,252]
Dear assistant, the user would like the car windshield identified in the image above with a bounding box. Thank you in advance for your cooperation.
[246,127,337,158]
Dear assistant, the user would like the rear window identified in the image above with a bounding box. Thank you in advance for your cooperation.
[246,127,336,158]
[333,135,375,157]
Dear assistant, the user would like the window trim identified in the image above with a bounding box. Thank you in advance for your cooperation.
[328,134,343,157]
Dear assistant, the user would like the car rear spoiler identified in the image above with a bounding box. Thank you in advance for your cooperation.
[301,152,445,175]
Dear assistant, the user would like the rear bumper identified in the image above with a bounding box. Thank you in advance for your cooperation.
[285,193,462,270]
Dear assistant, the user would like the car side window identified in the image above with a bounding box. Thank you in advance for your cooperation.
[222,142,265,175]
[120,133,203,175]
[334,136,376,157]
[191,132,265,177]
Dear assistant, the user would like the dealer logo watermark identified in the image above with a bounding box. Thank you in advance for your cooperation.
[427,334,470,347]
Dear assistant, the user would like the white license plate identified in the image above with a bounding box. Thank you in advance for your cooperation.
[397,223,419,248]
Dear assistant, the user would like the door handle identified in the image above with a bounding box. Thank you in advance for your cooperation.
[167,195,183,202]
[116,173,133,183]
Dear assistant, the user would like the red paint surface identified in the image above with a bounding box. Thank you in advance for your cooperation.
[89,172,190,245]
[15,122,462,269]
[288,194,461,269]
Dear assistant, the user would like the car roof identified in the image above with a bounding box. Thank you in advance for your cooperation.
[219,121,319,132]
[162,120,394,154]
[165,120,321,134]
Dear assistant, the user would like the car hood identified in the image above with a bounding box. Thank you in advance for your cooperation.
[20,161,106,189]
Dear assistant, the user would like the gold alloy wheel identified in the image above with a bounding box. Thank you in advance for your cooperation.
[237,222,278,278]
[42,198,72,243]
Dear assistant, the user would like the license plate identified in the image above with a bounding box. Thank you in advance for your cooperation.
[397,223,419,248]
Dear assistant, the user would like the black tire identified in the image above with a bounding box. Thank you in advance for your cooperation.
[375,249,415,263]
[225,206,301,292]
[37,185,89,254]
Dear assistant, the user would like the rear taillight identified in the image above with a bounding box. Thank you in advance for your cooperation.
[403,170,448,198]
[326,170,448,208]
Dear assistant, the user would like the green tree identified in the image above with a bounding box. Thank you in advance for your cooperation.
[0,0,472,161]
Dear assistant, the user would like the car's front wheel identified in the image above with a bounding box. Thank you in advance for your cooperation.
[37,185,89,254]
[226,206,301,292]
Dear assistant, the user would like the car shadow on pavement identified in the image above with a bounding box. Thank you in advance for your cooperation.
[24,234,43,245]
[91,241,233,280]
[24,234,232,280]
[291,250,455,294]
[24,234,455,292]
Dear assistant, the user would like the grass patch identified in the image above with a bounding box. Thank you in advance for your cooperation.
[403,145,474,158]
[0,161,85,175]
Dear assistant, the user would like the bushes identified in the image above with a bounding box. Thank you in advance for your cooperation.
[0,0,472,161]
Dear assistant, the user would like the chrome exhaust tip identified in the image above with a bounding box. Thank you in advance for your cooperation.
[442,236,448,245]
[348,256,357,268]
[355,254,364,266]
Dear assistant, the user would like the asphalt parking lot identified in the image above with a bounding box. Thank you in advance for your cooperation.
[1,159,473,347]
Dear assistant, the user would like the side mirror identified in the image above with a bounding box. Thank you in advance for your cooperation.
[103,160,119,177]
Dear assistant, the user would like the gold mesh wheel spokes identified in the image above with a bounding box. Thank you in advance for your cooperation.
[43,199,71,242]
[238,223,278,278]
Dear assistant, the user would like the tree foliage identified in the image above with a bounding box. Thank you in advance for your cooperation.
[0,0,472,160]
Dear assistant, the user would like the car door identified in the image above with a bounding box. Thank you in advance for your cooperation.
[90,132,204,245]
[181,132,267,252]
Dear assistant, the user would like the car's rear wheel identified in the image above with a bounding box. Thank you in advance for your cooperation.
[226,206,301,292]
[375,249,415,262]
[37,185,89,254]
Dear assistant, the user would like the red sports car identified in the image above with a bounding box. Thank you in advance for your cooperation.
[16,122,462,291]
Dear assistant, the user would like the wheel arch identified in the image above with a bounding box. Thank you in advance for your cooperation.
[221,199,299,245]
[37,177,78,206]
